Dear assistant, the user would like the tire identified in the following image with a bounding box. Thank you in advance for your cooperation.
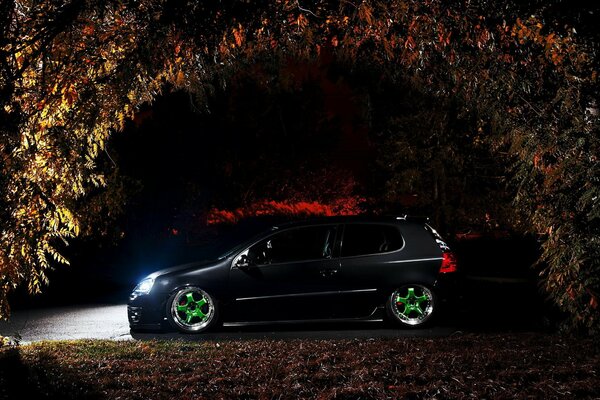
[166,286,219,333]
[386,284,436,327]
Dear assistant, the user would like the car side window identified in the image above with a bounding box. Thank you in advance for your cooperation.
[341,224,404,257]
[248,225,337,265]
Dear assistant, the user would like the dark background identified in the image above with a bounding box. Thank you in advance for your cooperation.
[8,81,551,330]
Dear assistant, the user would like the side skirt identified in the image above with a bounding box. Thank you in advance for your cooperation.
[223,306,384,327]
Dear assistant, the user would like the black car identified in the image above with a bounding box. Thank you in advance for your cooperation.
[128,216,459,333]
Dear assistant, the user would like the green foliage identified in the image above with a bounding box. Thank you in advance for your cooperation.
[0,0,598,332]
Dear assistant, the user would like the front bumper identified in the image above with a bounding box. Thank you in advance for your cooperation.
[127,292,168,331]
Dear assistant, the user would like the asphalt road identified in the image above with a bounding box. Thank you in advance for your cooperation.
[0,276,547,343]
[0,304,132,343]
[0,302,463,343]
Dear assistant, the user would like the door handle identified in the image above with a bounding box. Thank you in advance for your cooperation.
[320,269,338,277]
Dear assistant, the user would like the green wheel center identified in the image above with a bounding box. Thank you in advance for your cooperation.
[396,288,428,316]
[176,293,209,324]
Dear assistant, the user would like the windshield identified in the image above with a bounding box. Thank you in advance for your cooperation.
[174,222,279,263]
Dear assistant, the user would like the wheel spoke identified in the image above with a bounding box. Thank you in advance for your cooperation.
[413,304,424,316]
[415,294,428,303]
[401,303,410,315]
[176,304,187,313]
[186,293,195,304]
[196,298,207,308]
[195,309,206,320]
[185,313,194,324]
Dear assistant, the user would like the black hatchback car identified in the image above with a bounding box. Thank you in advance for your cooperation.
[128,216,459,333]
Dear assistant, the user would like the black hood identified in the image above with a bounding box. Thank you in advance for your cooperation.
[147,258,224,280]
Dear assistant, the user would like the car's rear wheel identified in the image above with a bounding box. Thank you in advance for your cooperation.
[387,284,436,327]
[166,287,218,333]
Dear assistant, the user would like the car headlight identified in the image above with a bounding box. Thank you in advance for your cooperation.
[132,277,155,295]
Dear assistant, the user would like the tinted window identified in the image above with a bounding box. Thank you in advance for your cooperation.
[248,225,337,265]
[341,224,403,257]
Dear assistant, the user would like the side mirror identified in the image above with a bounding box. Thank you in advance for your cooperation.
[235,254,254,270]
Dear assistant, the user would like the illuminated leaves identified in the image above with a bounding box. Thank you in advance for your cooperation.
[296,14,309,30]
[0,0,597,331]
[358,3,374,26]
[207,198,364,225]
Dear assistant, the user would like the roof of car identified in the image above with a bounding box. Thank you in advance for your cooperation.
[272,215,429,229]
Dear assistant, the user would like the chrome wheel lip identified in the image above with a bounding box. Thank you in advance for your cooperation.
[170,287,215,332]
[390,285,435,326]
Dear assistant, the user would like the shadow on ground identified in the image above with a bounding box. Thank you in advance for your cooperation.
[131,320,459,341]
[0,347,101,400]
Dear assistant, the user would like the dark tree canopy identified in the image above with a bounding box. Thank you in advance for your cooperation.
[0,0,598,332]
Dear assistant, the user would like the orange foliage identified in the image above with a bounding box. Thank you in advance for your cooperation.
[207,198,364,225]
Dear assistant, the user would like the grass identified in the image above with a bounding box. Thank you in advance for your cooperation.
[0,333,599,399]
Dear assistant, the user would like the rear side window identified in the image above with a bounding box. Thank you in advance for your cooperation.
[341,224,404,257]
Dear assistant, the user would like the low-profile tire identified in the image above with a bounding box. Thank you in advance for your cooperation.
[166,286,219,333]
[386,284,436,328]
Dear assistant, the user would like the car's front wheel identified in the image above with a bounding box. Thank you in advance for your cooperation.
[166,287,219,333]
[387,284,436,327]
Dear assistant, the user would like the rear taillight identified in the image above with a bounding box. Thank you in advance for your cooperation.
[440,251,458,274]
[425,223,458,273]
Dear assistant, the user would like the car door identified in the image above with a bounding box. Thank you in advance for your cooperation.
[332,223,406,318]
[227,224,341,322]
